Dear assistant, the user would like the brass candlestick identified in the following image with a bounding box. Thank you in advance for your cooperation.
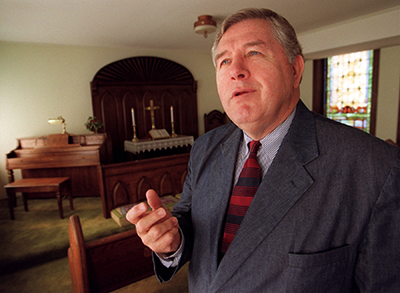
[132,125,139,142]
[171,121,178,138]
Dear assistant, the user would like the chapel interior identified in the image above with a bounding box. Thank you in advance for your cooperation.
[1,1,399,292]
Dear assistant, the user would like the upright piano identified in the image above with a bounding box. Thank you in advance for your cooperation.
[6,133,110,217]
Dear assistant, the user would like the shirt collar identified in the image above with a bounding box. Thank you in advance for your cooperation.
[242,108,296,157]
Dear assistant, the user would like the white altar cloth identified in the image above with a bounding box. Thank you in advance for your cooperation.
[124,135,194,154]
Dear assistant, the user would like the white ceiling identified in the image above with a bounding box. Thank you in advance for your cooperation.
[1,0,400,54]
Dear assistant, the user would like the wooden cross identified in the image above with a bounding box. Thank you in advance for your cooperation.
[145,100,160,129]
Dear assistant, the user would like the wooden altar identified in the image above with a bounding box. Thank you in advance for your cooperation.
[87,56,198,217]
[90,56,198,163]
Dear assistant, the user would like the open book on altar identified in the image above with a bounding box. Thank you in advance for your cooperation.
[149,129,170,139]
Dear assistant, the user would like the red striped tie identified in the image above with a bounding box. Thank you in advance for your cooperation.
[220,140,261,258]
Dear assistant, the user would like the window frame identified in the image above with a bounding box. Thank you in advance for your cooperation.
[312,49,380,136]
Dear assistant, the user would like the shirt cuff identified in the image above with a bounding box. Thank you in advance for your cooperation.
[156,228,184,268]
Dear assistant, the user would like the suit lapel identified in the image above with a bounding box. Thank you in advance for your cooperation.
[208,127,243,275]
[210,101,319,291]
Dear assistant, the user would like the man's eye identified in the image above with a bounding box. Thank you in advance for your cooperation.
[220,59,230,66]
[249,51,260,56]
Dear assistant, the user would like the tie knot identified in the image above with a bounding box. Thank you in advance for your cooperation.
[248,140,261,155]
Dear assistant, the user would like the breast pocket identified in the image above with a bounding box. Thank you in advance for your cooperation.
[285,245,353,292]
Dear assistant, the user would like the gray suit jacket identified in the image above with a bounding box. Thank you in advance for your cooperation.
[155,101,400,292]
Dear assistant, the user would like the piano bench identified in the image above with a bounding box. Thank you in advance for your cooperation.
[4,177,73,220]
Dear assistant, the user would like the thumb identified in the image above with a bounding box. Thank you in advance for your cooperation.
[146,189,163,211]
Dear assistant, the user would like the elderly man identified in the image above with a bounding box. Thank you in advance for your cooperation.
[128,8,400,292]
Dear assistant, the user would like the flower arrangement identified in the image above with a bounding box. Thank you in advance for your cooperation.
[84,116,103,133]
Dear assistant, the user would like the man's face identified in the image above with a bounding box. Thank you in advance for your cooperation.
[215,19,304,139]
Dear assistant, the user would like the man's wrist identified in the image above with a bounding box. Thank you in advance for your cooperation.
[158,229,182,258]
[156,228,184,268]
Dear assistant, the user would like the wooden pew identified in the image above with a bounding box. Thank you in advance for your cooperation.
[101,153,189,218]
[68,215,154,293]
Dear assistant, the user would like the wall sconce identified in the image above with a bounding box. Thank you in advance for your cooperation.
[194,15,216,38]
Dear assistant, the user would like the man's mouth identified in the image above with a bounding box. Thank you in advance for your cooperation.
[232,89,253,98]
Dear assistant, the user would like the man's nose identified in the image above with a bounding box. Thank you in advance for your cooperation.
[230,60,249,80]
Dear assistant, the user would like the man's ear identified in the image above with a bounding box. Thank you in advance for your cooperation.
[292,55,305,88]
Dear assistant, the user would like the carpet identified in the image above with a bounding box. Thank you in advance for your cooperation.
[0,196,134,275]
[0,196,188,292]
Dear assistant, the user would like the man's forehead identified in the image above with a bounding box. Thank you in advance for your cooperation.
[217,20,272,47]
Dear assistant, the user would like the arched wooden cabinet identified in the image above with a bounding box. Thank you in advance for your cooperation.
[91,56,198,163]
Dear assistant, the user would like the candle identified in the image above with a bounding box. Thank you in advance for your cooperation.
[170,106,174,123]
[131,108,135,126]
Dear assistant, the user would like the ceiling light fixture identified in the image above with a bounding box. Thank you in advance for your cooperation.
[194,15,216,38]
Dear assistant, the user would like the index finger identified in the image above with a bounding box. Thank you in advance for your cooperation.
[126,202,148,225]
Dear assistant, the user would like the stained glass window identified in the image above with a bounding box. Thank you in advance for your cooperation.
[326,50,374,132]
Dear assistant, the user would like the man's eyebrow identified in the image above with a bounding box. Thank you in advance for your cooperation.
[215,40,266,62]
[214,50,227,63]
[244,39,266,48]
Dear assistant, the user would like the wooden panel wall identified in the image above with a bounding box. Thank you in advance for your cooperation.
[91,57,198,163]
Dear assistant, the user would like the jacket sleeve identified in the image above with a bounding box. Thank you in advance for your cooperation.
[355,153,400,291]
